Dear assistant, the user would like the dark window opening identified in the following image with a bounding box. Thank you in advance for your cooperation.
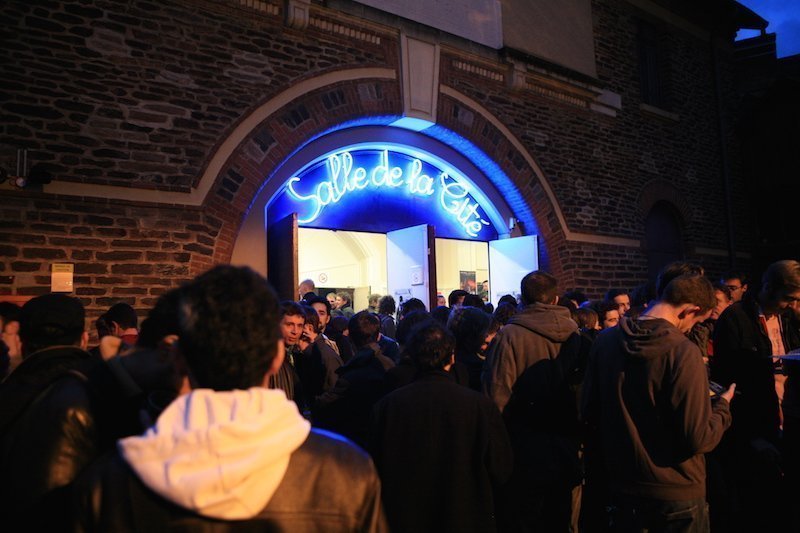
[645,201,684,281]
[638,21,668,109]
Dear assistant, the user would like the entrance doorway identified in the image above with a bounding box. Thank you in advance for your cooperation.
[298,225,437,311]
[297,227,538,311]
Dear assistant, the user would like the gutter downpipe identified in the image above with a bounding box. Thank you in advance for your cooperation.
[711,38,737,268]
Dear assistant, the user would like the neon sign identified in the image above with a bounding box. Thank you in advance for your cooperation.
[285,149,491,237]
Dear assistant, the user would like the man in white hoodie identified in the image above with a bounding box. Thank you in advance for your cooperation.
[69,265,387,532]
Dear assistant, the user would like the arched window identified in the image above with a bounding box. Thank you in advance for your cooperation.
[645,201,684,280]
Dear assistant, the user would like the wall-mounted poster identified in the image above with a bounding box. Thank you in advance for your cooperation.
[459,271,477,294]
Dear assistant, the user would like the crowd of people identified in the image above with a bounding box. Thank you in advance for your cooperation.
[0,259,798,532]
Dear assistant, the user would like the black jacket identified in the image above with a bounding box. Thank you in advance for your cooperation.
[315,343,394,448]
[69,429,387,532]
[711,296,800,443]
[0,345,153,530]
[0,346,99,528]
[371,370,512,533]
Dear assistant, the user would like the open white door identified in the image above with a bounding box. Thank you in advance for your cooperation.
[489,235,538,304]
[387,224,437,311]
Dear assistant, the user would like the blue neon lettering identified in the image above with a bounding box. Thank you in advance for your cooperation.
[407,159,435,196]
[286,150,492,236]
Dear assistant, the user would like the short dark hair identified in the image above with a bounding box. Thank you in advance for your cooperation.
[306,295,332,316]
[301,303,320,333]
[19,294,85,355]
[325,315,349,343]
[405,321,455,371]
[497,294,518,307]
[604,288,628,302]
[378,295,396,315]
[395,310,433,345]
[656,262,704,298]
[399,297,426,319]
[178,266,281,391]
[590,300,619,322]
[661,274,716,313]
[462,294,485,309]
[137,287,185,349]
[0,302,21,325]
[520,270,558,305]
[348,311,380,348]
[562,290,588,305]
[281,300,305,318]
[558,298,578,318]
[720,270,748,286]
[447,289,468,307]
[431,305,451,326]
[104,302,138,330]
[493,302,517,325]
[447,306,492,358]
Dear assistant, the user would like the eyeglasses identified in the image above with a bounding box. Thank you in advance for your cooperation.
[725,285,742,292]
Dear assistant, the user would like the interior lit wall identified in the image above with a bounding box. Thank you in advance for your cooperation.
[298,228,388,310]
[435,239,489,299]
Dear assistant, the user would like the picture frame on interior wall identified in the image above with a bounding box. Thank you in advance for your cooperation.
[460,271,476,294]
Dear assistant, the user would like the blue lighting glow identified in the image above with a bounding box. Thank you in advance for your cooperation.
[284,147,493,238]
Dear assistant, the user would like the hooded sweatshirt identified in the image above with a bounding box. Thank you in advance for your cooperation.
[484,302,578,411]
[118,387,310,520]
[581,317,732,501]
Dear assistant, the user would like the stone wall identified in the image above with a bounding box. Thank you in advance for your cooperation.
[0,0,753,321]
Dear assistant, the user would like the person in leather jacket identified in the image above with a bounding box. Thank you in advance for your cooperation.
[69,266,387,532]
[0,294,99,530]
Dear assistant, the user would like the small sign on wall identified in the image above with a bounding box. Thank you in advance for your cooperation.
[51,263,74,293]
[410,265,424,286]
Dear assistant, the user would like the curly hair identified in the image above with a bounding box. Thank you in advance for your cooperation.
[405,320,456,371]
[178,266,281,391]
[447,306,491,359]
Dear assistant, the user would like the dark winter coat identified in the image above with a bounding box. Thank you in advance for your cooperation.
[711,296,800,443]
[581,317,732,501]
[371,370,512,533]
[483,302,578,411]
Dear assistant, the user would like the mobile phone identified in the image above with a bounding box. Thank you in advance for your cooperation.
[709,380,725,396]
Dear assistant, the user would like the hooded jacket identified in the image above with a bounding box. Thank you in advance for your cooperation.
[71,387,387,532]
[483,302,578,411]
[581,317,732,501]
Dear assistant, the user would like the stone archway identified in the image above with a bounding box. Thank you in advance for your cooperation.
[197,70,567,278]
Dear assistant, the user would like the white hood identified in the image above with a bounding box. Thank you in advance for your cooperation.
[119,387,311,520]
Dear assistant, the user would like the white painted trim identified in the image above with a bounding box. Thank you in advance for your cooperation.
[400,34,440,122]
[43,68,398,205]
[439,84,641,248]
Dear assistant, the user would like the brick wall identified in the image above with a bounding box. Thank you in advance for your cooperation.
[1,0,754,321]
[0,192,221,325]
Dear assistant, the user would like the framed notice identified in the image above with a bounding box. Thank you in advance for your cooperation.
[51,263,74,293]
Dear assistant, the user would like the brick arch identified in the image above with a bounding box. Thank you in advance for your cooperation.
[434,91,568,275]
[636,179,692,225]
[203,74,403,264]
[204,71,565,277]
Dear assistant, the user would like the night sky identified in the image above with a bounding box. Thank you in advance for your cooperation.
[737,0,800,58]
